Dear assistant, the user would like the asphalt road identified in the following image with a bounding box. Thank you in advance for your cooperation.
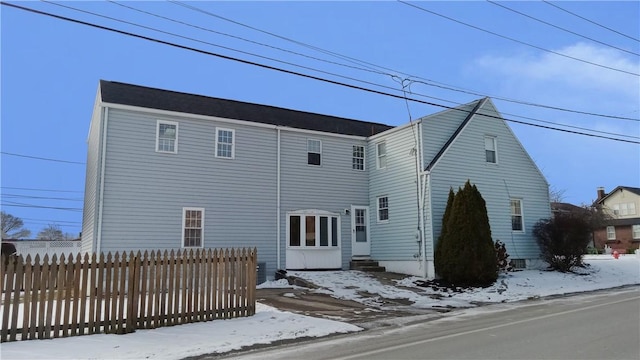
[223,287,639,360]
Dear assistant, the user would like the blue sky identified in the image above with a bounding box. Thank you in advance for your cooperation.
[1,1,639,237]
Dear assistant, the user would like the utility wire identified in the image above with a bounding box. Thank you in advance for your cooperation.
[1,186,83,193]
[542,1,640,43]
[2,200,83,212]
[20,217,82,224]
[106,1,388,78]
[172,0,639,121]
[1,151,85,164]
[2,2,638,145]
[487,0,639,57]
[398,0,639,77]
[2,194,84,202]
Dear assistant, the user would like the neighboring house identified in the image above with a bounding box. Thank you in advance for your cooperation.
[593,186,640,252]
[550,202,595,248]
[82,80,550,279]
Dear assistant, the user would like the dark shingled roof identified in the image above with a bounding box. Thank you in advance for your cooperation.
[99,80,393,137]
[597,186,640,204]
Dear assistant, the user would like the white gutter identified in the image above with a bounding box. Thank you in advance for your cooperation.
[425,172,434,278]
[96,106,108,254]
[276,127,281,269]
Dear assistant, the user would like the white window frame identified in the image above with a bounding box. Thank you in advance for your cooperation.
[606,226,616,240]
[510,198,524,232]
[182,207,204,248]
[286,210,341,249]
[352,145,365,171]
[307,139,322,166]
[632,225,640,239]
[215,127,235,159]
[485,135,497,164]
[376,142,387,169]
[156,120,178,154]
[377,196,389,223]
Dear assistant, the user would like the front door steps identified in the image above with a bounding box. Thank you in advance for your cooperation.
[349,258,386,272]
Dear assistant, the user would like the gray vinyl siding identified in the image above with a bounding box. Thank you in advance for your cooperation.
[421,102,477,169]
[428,101,550,261]
[368,125,422,261]
[98,108,278,271]
[279,132,369,270]
[81,102,102,254]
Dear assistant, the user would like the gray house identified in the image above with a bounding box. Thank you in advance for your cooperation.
[82,80,550,279]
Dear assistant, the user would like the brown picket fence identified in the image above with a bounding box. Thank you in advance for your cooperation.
[0,248,257,342]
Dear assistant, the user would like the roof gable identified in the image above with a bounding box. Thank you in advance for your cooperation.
[598,186,640,204]
[99,80,393,137]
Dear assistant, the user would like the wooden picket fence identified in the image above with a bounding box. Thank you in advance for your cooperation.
[0,248,257,342]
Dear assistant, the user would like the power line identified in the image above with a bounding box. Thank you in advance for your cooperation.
[1,186,84,193]
[2,194,84,202]
[542,1,640,43]
[2,2,638,145]
[398,0,639,77]
[172,0,639,122]
[2,200,83,212]
[487,0,639,57]
[20,217,82,224]
[1,151,85,165]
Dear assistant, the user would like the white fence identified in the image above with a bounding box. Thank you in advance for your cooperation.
[2,240,82,259]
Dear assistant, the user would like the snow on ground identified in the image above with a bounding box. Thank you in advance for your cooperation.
[1,255,638,360]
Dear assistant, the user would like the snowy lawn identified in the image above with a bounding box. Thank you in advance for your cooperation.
[1,255,638,360]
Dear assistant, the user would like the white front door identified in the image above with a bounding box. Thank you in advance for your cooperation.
[351,205,370,257]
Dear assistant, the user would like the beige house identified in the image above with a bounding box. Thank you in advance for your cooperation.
[593,186,640,253]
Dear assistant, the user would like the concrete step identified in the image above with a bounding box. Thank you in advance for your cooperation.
[350,260,386,272]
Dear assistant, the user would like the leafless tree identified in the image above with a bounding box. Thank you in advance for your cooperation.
[549,186,566,203]
[1,211,31,239]
[37,224,64,240]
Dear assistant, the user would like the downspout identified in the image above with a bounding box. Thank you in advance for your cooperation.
[424,172,432,278]
[276,127,281,269]
[417,122,428,277]
[96,106,108,254]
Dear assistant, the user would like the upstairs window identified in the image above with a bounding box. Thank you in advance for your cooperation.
[182,208,204,248]
[485,136,497,163]
[606,226,616,240]
[352,145,365,171]
[157,120,178,153]
[377,196,389,222]
[510,199,523,232]
[308,139,322,166]
[376,142,387,169]
[215,128,235,159]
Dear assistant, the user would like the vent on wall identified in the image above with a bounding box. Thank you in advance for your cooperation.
[510,259,526,269]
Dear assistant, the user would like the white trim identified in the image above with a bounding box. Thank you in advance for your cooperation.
[96,106,109,254]
[351,205,371,257]
[155,120,179,154]
[215,127,235,159]
[376,196,389,223]
[276,129,281,269]
[632,225,640,239]
[606,226,616,240]
[376,141,387,169]
[510,198,525,233]
[307,138,322,166]
[100,102,368,140]
[367,118,422,140]
[182,207,205,248]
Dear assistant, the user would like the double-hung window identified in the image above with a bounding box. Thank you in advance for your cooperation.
[352,145,365,171]
[377,196,389,222]
[510,199,523,232]
[156,120,178,153]
[485,136,497,163]
[606,226,616,240]
[376,142,387,169]
[632,225,640,240]
[308,139,322,166]
[215,128,235,159]
[182,208,204,248]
